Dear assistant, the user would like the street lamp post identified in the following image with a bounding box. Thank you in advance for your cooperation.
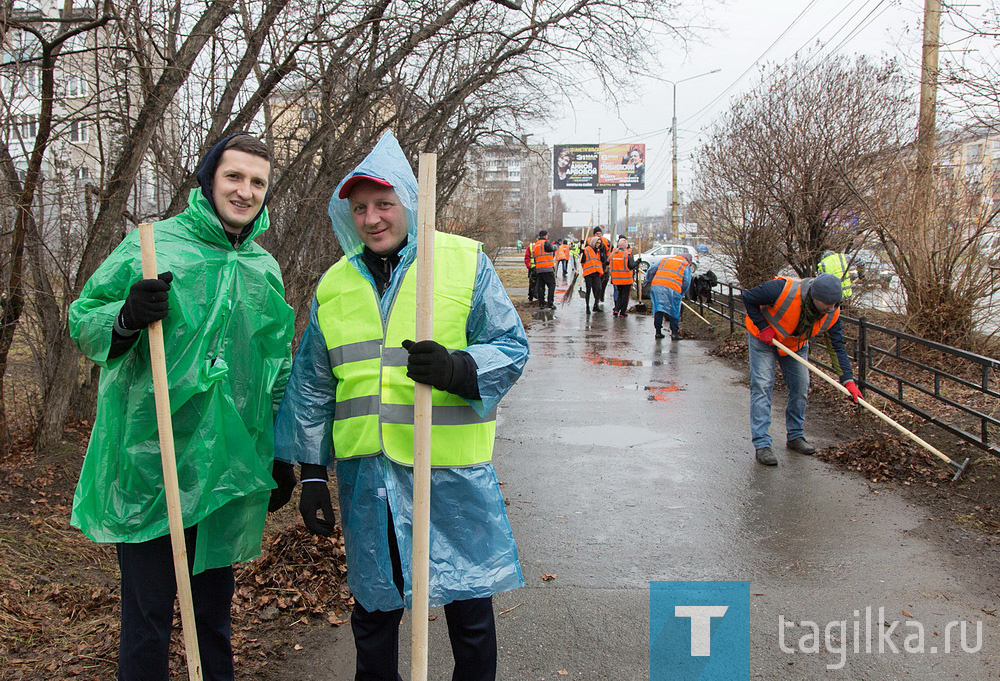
[667,69,720,240]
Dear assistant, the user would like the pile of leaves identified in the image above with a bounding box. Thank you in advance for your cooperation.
[816,432,955,486]
[233,523,353,625]
[710,334,749,360]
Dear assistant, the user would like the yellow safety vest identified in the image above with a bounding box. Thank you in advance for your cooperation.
[315,232,496,467]
[818,252,853,298]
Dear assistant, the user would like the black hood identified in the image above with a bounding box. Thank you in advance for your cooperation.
[195,132,270,240]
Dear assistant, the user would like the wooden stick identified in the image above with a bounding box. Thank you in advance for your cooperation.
[770,337,960,470]
[411,154,437,681]
[681,299,713,327]
[137,222,203,681]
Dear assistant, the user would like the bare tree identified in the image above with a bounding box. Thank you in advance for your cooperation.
[845,151,1000,348]
[693,51,913,286]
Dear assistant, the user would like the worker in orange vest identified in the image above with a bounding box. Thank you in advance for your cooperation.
[532,229,556,309]
[555,240,571,278]
[742,273,862,466]
[580,237,604,315]
[644,253,692,340]
[589,227,610,310]
[609,237,637,317]
[523,239,536,303]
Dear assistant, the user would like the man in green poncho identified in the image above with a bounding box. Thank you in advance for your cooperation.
[68,133,296,681]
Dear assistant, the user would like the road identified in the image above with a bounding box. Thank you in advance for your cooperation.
[266,269,998,680]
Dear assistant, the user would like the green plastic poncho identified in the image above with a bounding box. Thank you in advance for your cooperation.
[69,188,295,573]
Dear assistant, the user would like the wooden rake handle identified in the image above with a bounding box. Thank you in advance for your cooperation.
[138,222,203,681]
[411,154,437,681]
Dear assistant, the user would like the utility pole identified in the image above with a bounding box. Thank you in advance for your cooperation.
[666,69,721,241]
[916,0,940,209]
[671,95,679,240]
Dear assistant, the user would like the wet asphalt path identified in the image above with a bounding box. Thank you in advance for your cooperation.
[266,276,998,680]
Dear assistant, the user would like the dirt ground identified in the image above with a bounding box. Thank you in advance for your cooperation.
[1,286,997,678]
[0,427,353,681]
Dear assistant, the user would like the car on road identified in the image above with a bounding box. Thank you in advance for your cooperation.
[636,243,699,272]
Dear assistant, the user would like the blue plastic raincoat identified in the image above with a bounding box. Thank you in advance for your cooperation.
[644,258,693,319]
[69,188,295,573]
[274,132,529,611]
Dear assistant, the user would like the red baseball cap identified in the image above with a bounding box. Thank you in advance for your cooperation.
[338,173,393,199]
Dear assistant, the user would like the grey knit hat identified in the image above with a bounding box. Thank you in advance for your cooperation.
[809,273,843,304]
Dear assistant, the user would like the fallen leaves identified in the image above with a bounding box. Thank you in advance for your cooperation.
[540,573,557,582]
[815,433,954,486]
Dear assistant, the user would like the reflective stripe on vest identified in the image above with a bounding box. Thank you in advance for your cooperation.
[744,277,840,354]
[316,232,496,467]
[581,245,603,276]
[532,240,554,271]
[556,244,570,261]
[610,250,633,285]
[651,256,687,293]
[819,252,853,298]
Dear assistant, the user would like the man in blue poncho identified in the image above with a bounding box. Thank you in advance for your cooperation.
[274,132,529,680]
[644,252,693,340]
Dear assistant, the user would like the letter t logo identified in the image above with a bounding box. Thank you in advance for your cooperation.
[674,606,729,656]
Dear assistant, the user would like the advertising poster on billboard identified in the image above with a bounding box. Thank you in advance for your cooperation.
[553,143,645,190]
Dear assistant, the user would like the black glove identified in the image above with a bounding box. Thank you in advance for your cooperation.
[299,463,335,536]
[267,460,296,513]
[119,271,173,330]
[402,339,461,392]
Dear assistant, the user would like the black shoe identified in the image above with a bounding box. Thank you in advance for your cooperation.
[548,303,556,309]
[593,305,600,312]
[755,447,777,466]
[586,307,591,315]
[786,438,816,455]
[671,332,680,341]
[655,331,665,339]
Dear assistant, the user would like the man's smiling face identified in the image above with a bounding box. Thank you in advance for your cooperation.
[211,149,270,234]
[349,181,407,255]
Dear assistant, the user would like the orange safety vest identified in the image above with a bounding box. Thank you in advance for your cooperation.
[744,277,840,355]
[610,249,634,285]
[532,239,554,271]
[651,256,689,294]
[556,244,570,262]
[581,245,603,276]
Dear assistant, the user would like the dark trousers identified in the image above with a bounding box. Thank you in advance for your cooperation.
[613,284,631,314]
[352,597,497,681]
[352,503,498,681]
[117,527,235,681]
[526,268,537,300]
[583,274,602,311]
[599,270,610,302]
[535,270,555,307]
[654,310,680,334]
[558,259,568,276]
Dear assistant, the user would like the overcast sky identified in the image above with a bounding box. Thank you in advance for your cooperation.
[532,0,931,220]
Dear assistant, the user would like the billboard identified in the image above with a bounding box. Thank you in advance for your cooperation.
[553,143,645,191]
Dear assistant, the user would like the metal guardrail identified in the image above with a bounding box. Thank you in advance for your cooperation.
[691,282,1000,458]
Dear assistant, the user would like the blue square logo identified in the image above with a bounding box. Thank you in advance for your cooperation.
[650,581,750,681]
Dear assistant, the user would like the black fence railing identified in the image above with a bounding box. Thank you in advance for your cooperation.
[691,282,1000,458]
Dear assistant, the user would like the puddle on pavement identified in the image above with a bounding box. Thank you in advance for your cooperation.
[645,384,682,401]
[583,352,644,366]
[554,424,662,447]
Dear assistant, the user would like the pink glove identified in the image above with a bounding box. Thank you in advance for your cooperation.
[757,327,776,345]
[844,380,862,403]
